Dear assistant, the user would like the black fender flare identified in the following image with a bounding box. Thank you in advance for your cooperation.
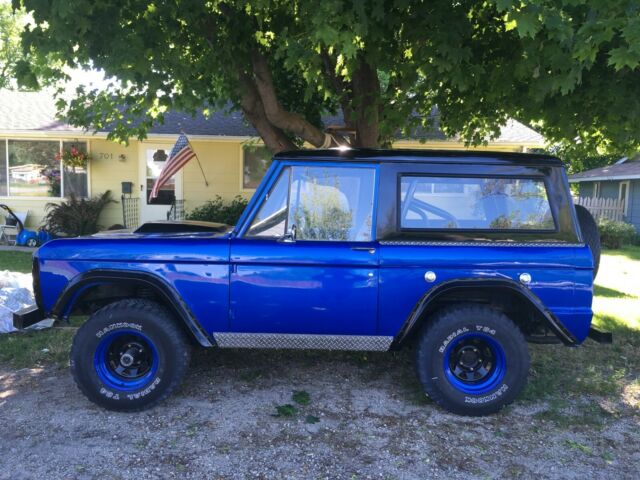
[391,278,577,348]
[52,269,214,347]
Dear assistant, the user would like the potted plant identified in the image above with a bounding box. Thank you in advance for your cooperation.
[56,147,91,171]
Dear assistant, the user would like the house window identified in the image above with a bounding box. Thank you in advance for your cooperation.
[593,182,601,198]
[242,145,272,189]
[619,181,630,217]
[0,139,89,198]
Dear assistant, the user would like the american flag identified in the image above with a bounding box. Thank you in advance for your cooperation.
[149,134,196,200]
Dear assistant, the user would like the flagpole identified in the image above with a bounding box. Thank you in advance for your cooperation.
[182,131,209,187]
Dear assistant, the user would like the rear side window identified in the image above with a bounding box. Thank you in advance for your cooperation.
[399,176,555,231]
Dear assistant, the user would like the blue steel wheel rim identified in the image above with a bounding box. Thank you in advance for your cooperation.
[443,332,506,395]
[94,330,159,392]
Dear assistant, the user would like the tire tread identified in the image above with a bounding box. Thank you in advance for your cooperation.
[415,304,529,416]
[70,298,191,412]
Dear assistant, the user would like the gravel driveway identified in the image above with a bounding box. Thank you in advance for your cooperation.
[1,348,638,479]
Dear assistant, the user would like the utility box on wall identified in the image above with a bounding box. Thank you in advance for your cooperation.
[121,181,134,195]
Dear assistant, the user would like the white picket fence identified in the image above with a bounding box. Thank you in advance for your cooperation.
[574,196,625,222]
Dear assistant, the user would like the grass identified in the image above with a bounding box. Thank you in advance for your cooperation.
[523,245,640,411]
[0,327,75,369]
[1,245,638,413]
[0,250,33,273]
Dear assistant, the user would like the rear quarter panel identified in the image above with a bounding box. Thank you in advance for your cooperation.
[378,243,594,342]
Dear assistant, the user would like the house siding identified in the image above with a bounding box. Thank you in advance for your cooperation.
[182,140,250,214]
[89,139,139,228]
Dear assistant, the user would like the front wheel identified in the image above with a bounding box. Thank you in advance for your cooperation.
[70,299,191,411]
[415,305,530,416]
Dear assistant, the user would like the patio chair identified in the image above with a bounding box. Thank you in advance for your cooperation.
[0,210,28,245]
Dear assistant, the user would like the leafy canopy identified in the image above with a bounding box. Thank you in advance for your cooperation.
[14,0,640,154]
[0,2,27,89]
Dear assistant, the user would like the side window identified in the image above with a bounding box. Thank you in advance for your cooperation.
[246,167,290,237]
[289,166,375,241]
[400,176,555,231]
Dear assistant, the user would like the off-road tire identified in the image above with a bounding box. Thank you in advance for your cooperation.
[415,305,530,416]
[70,299,191,411]
[575,204,601,277]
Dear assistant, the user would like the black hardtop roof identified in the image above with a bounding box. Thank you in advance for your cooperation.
[274,148,563,167]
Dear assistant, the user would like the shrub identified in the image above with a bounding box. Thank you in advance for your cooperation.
[44,191,115,237]
[186,195,248,225]
[597,219,636,249]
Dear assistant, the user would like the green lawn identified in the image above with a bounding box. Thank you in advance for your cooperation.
[524,246,640,419]
[1,246,639,414]
[0,250,33,273]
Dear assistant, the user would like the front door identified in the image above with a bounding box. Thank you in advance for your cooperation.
[138,143,183,223]
[229,163,379,336]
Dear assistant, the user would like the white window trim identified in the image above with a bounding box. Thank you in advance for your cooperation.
[0,137,91,199]
[593,181,601,198]
[619,180,630,217]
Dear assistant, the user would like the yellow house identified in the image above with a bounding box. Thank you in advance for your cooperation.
[0,90,545,230]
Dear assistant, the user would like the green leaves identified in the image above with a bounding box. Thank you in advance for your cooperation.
[272,404,298,417]
[507,10,541,38]
[272,390,320,423]
[15,0,640,156]
[292,390,311,405]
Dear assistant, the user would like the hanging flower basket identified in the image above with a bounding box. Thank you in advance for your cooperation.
[56,147,91,169]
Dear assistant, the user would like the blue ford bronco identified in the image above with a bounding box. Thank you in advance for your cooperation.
[15,149,611,416]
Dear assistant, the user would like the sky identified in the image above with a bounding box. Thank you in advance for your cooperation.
[63,68,114,93]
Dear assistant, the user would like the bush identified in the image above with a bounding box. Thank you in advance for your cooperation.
[186,195,248,225]
[44,191,115,237]
[598,219,636,249]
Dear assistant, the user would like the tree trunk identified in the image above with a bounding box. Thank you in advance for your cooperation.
[352,56,380,148]
[320,50,354,128]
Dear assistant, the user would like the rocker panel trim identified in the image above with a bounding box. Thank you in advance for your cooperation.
[213,333,394,351]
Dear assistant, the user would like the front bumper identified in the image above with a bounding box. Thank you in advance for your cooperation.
[13,305,45,329]
[588,327,613,344]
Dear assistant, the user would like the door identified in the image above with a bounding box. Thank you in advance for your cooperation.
[138,143,183,223]
[229,163,379,335]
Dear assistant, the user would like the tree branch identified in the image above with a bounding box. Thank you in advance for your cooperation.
[238,70,296,153]
[250,49,327,147]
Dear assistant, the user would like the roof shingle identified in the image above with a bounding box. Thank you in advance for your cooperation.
[0,89,544,145]
[569,157,640,182]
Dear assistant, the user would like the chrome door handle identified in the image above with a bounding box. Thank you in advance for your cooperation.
[351,247,376,254]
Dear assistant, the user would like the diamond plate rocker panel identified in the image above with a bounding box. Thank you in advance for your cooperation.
[213,333,394,351]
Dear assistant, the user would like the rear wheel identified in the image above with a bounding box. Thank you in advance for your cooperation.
[70,299,191,411]
[575,204,601,277]
[415,305,529,416]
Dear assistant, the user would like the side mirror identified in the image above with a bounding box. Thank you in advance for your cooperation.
[279,224,297,243]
